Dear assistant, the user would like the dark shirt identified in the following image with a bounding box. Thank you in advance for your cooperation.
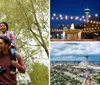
[0,53,25,85]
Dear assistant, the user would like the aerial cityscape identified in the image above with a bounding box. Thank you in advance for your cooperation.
[50,42,100,85]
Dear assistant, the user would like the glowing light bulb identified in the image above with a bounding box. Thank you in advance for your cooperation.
[90,21,92,23]
[89,15,91,18]
[52,17,54,20]
[84,19,86,22]
[56,17,58,20]
[75,17,79,20]
[59,14,62,17]
[82,16,85,18]
[65,16,68,19]
[95,14,98,17]
[61,17,63,20]
[80,18,82,21]
[71,16,73,19]
[53,13,56,16]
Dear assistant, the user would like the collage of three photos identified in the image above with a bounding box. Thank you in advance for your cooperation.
[0,0,99,85]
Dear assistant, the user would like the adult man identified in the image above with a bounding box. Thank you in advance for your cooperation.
[0,35,25,85]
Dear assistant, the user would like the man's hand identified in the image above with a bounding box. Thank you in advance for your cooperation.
[11,60,19,68]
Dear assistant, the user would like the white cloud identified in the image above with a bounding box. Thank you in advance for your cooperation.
[51,55,85,61]
[51,42,100,56]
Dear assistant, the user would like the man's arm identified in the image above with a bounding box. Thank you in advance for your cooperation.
[11,52,26,73]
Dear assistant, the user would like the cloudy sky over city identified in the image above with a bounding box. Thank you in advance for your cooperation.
[50,42,100,61]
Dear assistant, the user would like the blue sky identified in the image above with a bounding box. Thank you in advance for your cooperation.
[50,0,100,28]
[50,42,100,62]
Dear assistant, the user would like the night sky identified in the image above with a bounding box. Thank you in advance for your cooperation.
[50,0,100,28]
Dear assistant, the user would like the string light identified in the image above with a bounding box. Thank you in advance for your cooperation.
[51,13,99,21]
[63,24,64,26]
[61,17,63,20]
[65,16,68,19]
[71,16,73,19]
[95,14,98,17]
[96,22,98,24]
[89,15,91,18]
[53,13,56,16]
[59,14,62,17]
[56,17,58,20]
[75,17,79,20]
[84,19,86,22]
[52,17,54,20]
[51,26,100,33]
[51,13,100,26]
[82,16,85,18]
[80,18,82,21]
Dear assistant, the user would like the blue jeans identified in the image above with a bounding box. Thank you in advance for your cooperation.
[10,48,16,61]
[10,48,16,72]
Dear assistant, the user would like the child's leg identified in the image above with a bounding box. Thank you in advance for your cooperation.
[10,48,16,74]
[10,48,16,61]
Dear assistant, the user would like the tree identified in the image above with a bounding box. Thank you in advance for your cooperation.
[28,63,49,85]
[0,0,49,57]
[0,0,49,84]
